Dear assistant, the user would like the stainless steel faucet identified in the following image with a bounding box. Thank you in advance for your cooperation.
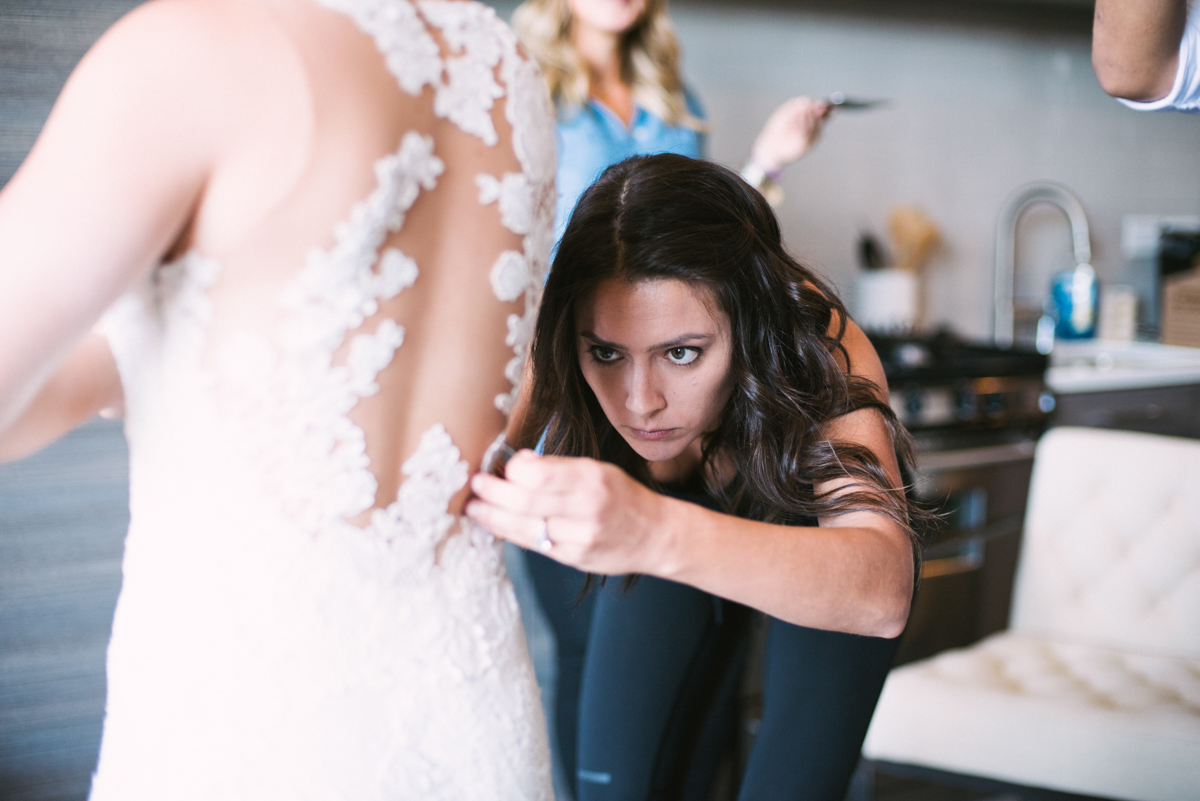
[993,182,1092,348]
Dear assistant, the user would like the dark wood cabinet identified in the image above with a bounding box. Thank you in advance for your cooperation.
[894,441,1036,666]
[1052,382,1200,440]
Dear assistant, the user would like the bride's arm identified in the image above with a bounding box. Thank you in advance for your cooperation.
[467,317,914,639]
[0,334,123,463]
[0,2,216,455]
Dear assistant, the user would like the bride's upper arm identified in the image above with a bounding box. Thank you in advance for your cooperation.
[0,0,219,431]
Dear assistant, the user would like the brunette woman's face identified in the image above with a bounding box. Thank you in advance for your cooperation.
[568,0,647,36]
[577,279,735,464]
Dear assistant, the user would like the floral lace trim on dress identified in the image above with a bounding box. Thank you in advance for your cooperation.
[318,0,556,416]
[476,169,552,414]
[319,0,507,145]
[316,0,556,425]
[216,131,444,535]
[446,1,556,413]
[216,1,550,542]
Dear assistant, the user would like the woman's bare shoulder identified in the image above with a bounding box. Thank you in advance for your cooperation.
[83,0,237,66]
[837,315,888,391]
[74,0,281,103]
[799,280,888,397]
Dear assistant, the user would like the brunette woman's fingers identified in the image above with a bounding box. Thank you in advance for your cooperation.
[465,500,593,565]
[469,472,542,517]
[469,467,593,522]
[501,450,579,487]
[464,499,542,550]
[504,451,614,497]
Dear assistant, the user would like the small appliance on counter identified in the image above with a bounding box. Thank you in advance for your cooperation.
[856,268,918,333]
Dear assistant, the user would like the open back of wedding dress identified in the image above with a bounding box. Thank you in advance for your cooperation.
[88,1,555,796]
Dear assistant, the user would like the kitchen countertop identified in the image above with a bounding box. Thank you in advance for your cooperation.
[1046,340,1200,394]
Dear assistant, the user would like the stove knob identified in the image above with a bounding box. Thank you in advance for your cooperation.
[955,385,976,421]
[903,386,924,422]
[983,394,1007,419]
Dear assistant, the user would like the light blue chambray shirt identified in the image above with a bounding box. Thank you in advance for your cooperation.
[553,93,706,247]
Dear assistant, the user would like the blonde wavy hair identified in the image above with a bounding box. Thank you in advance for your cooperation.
[512,0,704,130]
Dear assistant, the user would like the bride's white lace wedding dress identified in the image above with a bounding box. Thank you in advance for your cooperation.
[87,1,555,797]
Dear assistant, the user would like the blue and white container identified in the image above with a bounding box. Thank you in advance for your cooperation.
[1051,263,1098,340]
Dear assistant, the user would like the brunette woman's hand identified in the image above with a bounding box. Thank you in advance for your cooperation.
[749,96,833,174]
[465,451,672,575]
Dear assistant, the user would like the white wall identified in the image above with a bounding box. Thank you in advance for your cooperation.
[675,4,1200,340]
[500,1,1200,341]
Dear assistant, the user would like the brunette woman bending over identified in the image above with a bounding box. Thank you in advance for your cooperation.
[467,154,923,800]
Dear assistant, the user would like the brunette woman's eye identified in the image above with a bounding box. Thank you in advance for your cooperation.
[666,347,700,365]
[589,347,620,363]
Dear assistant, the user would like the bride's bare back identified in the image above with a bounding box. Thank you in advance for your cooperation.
[0,0,556,794]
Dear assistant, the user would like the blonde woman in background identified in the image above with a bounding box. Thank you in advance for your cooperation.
[510,0,842,796]
[514,0,832,241]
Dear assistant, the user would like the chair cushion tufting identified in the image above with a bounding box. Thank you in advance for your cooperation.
[863,632,1200,801]
[1011,428,1200,657]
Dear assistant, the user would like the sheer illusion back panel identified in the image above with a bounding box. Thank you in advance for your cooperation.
[167,0,552,524]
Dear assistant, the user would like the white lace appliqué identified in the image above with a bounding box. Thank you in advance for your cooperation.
[317,0,443,95]
[321,0,510,146]
[216,130,444,533]
[469,11,557,413]
[417,1,508,144]
[368,424,470,567]
[317,0,556,417]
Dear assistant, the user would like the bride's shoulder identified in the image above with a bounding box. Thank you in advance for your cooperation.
[88,0,244,58]
[64,1,252,106]
[63,0,313,146]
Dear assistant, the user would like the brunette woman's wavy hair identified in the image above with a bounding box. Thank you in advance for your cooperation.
[527,154,924,549]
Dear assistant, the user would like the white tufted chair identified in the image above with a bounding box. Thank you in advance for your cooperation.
[862,427,1200,801]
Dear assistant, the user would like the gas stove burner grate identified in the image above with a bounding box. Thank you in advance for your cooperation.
[867,331,1050,432]
[868,330,1049,383]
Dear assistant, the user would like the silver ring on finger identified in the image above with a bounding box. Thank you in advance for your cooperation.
[535,518,554,553]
